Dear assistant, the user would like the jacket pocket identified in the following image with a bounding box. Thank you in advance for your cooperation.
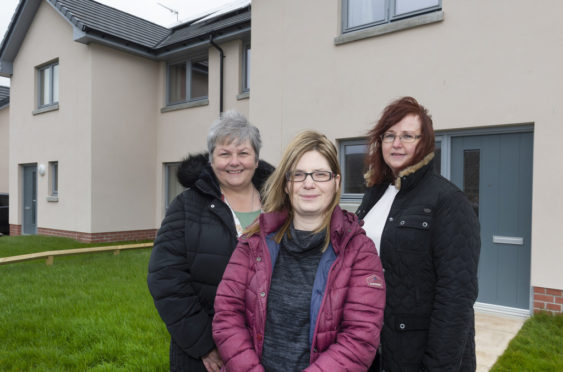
[395,214,432,252]
[392,314,431,332]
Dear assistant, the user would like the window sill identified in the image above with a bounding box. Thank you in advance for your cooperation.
[161,98,209,113]
[32,103,59,116]
[237,91,250,100]
[335,11,444,45]
[46,195,59,202]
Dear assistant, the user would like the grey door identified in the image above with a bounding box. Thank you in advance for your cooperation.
[451,131,533,310]
[22,165,37,235]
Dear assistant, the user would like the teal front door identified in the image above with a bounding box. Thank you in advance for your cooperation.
[450,131,533,310]
[22,165,37,235]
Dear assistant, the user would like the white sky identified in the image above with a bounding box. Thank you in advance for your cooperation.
[0,0,239,86]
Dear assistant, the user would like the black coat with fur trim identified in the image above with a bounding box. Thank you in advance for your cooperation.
[357,153,480,372]
[148,153,274,371]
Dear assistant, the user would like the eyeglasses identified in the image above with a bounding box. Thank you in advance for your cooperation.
[380,133,422,143]
[286,170,334,182]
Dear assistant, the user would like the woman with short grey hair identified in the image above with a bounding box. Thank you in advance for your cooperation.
[207,110,262,164]
[148,110,274,372]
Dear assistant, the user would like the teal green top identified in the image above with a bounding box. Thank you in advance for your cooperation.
[235,210,261,229]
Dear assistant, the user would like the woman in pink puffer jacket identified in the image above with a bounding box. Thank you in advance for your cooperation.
[213,131,385,372]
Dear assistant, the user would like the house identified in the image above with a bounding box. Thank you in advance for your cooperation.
[1,0,562,316]
[0,85,8,234]
[0,0,251,241]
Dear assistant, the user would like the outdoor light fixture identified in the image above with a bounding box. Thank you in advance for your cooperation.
[38,164,46,176]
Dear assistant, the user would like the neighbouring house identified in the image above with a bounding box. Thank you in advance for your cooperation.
[0,85,8,235]
[1,0,562,316]
[0,0,251,242]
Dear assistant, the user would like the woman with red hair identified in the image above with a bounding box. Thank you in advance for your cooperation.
[357,97,480,372]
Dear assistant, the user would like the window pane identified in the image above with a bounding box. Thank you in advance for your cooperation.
[40,67,51,106]
[50,162,58,196]
[343,143,367,194]
[395,0,440,16]
[347,0,386,29]
[434,141,441,174]
[190,59,208,99]
[168,63,187,104]
[52,64,59,103]
[244,46,251,91]
[166,163,184,207]
[463,149,480,216]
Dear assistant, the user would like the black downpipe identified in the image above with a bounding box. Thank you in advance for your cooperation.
[209,35,224,114]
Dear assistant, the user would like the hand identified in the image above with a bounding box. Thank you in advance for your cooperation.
[202,348,223,372]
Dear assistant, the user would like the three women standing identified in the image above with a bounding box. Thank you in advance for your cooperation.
[357,97,481,371]
[213,131,385,371]
[148,111,273,372]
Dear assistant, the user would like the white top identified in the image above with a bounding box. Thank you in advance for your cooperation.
[362,184,399,254]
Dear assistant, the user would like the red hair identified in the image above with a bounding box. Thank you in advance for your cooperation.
[364,96,435,187]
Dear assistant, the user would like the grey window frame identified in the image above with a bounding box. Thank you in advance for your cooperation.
[164,162,184,210]
[49,161,58,197]
[166,53,209,106]
[37,61,59,108]
[341,0,442,33]
[339,138,369,201]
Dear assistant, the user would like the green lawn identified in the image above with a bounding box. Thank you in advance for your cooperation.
[491,311,563,371]
[2,236,563,371]
[0,236,168,371]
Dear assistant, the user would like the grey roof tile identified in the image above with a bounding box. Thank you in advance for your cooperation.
[157,10,250,49]
[49,0,170,48]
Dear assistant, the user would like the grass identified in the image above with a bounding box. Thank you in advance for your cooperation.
[0,236,169,371]
[491,312,563,372]
[2,236,563,371]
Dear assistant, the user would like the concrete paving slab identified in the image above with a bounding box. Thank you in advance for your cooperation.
[475,311,526,371]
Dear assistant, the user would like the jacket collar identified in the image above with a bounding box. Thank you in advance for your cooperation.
[257,206,362,254]
[394,152,435,191]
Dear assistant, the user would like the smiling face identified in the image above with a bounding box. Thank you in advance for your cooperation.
[382,114,422,176]
[211,139,257,191]
[286,150,340,230]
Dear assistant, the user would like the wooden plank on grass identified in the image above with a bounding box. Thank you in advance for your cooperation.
[0,243,153,266]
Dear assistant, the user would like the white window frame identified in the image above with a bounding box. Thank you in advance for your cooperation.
[166,54,209,106]
[37,61,59,108]
[342,0,442,33]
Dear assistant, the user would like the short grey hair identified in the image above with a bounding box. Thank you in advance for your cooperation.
[207,110,262,163]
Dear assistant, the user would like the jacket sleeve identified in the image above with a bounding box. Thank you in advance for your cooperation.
[147,193,215,359]
[213,239,265,372]
[306,235,386,372]
[422,190,481,371]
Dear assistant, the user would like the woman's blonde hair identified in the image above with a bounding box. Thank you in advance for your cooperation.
[247,131,341,251]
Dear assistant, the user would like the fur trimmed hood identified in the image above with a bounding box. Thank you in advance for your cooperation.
[176,152,275,189]
[394,152,435,190]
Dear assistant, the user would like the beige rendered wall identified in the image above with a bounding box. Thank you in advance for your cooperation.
[0,106,8,193]
[250,0,563,290]
[89,44,159,233]
[8,1,93,232]
[155,39,250,221]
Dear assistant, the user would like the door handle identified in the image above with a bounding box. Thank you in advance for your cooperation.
[24,206,31,210]
[492,235,524,245]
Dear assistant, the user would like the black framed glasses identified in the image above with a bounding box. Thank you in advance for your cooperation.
[380,133,422,143]
[286,170,334,182]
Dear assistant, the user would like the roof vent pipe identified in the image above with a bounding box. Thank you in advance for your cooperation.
[209,35,224,114]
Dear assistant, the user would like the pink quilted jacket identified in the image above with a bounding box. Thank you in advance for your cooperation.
[213,207,385,371]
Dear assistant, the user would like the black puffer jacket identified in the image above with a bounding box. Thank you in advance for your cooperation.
[357,153,480,372]
[147,153,274,371]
